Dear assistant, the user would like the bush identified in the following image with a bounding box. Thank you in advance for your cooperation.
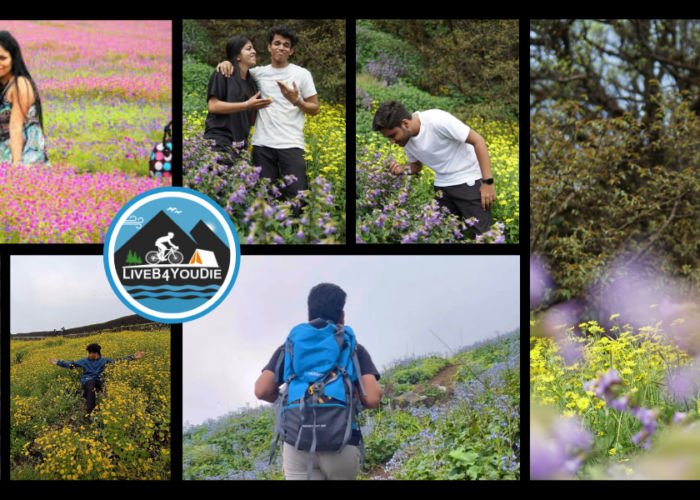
[183,60,214,117]
[183,19,213,62]
[356,22,425,89]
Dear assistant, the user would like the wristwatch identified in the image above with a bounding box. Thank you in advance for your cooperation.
[481,178,494,185]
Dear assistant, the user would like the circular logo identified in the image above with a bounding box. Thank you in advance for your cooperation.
[104,187,240,323]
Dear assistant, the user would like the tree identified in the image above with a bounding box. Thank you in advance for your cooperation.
[531,20,700,123]
[530,20,700,311]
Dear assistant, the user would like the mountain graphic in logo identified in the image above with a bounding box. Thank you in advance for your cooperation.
[115,211,229,302]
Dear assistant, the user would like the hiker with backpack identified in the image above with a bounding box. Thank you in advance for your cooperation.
[255,283,382,480]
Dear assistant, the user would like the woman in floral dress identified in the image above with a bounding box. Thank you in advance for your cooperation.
[0,30,49,166]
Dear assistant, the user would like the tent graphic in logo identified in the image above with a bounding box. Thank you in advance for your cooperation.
[189,249,218,267]
[104,188,240,323]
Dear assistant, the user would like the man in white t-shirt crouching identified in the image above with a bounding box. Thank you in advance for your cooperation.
[218,25,319,216]
[372,100,495,235]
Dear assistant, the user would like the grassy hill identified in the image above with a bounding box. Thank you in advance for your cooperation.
[183,329,520,480]
[11,329,171,480]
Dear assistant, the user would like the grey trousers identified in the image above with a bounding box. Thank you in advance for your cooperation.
[282,442,362,480]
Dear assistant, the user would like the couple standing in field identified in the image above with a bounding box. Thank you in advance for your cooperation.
[203,24,319,215]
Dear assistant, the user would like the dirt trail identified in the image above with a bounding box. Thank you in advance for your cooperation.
[364,363,461,480]
[426,363,460,394]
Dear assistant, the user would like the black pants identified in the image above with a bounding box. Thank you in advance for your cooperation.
[211,143,244,166]
[82,379,103,414]
[253,145,308,198]
[434,180,494,235]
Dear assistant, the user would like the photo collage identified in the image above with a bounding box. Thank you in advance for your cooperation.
[0,19,524,483]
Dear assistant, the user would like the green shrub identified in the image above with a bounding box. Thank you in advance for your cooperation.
[356,23,425,89]
[183,60,213,117]
[183,19,213,63]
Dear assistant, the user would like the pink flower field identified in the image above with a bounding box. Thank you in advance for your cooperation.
[2,21,171,101]
[1,162,165,243]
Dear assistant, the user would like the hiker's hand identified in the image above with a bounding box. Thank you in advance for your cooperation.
[134,351,145,359]
[49,358,58,365]
[480,182,496,210]
[277,80,299,104]
[216,60,234,78]
[246,91,272,110]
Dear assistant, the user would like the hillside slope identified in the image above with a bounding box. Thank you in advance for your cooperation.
[183,329,520,480]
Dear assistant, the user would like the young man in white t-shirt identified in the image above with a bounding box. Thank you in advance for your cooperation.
[218,25,319,214]
[372,100,495,235]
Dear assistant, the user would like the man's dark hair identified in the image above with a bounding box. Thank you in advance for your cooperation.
[308,283,346,323]
[372,100,412,131]
[86,343,101,355]
[268,24,298,47]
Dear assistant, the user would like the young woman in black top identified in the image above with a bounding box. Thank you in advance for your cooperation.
[204,35,271,164]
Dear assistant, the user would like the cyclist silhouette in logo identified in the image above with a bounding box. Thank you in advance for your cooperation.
[146,232,184,264]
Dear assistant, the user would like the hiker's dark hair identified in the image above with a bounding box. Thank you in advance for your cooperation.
[372,100,412,131]
[308,283,346,323]
[86,343,101,355]
[268,24,298,47]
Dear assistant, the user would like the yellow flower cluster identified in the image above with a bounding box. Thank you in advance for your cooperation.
[304,102,346,184]
[475,118,519,223]
[10,330,171,480]
[531,320,692,416]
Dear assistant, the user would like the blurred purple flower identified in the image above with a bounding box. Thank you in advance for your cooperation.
[631,430,652,450]
[583,369,620,401]
[673,411,687,424]
[531,415,591,480]
[609,396,629,412]
[665,365,700,403]
[541,301,584,337]
[630,406,657,436]
[530,255,553,309]
[557,339,583,366]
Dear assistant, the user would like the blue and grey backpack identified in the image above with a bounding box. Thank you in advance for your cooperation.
[269,318,366,476]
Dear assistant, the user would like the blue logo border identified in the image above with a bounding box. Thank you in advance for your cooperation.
[103,187,241,323]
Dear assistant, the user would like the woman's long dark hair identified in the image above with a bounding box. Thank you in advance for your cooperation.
[0,30,44,130]
[225,35,258,101]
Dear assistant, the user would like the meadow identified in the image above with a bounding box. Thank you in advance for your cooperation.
[11,329,171,480]
[183,102,346,244]
[183,63,346,244]
[0,21,172,243]
[355,23,519,245]
[183,331,520,480]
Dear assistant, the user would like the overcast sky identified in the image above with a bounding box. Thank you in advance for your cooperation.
[183,254,520,426]
[10,255,133,334]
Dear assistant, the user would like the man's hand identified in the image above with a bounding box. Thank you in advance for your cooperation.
[276,80,299,104]
[134,351,145,359]
[216,60,234,78]
[480,182,496,210]
[246,91,272,110]
[386,160,408,175]
[49,358,58,365]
